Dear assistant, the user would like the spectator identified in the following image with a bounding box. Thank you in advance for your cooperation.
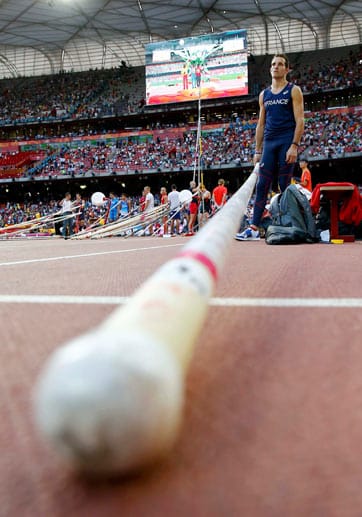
[297,158,312,192]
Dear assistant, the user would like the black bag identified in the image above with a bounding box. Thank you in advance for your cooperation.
[265,225,309,244]
[265,185,317,245]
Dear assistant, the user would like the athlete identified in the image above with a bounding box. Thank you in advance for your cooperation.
[198,184,211,227]
[142,186,155,235]
[143,186,154,213]
[168,184,181,236]
[120,193,131,217]
[186,180,200,236]
[108,192,120,223]
[212,178,227,211]
[159,186,169,236]
[60,192,74,239]
[181,62,189,90]
[236,54,305,241]
[73,192,85,233]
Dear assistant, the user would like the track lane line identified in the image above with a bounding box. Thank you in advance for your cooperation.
[0,243,183,267]
[1,294,362,308]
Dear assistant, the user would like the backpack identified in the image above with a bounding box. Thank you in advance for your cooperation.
[265,184,317,245]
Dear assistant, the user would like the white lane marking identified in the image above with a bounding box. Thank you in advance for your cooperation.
[0,243,183,267]
[0,295,129,304]
[211,297,362,307]
[0,294,362,308]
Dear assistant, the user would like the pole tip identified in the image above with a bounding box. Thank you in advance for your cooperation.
[33,330,184,477]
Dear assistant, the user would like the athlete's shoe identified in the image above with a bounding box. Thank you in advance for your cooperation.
[235,227,260,241]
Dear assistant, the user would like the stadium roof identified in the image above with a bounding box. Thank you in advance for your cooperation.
[0,0,360,78]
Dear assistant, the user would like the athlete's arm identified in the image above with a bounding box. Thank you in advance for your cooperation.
[286,85,304,164]
[253,91,265,165]
[144,195,150,211]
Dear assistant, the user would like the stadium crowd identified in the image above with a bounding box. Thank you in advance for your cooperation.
[0,45,360,222]
[0,46,360,128]
[17,109,360,180]
[290,50,362,93]
[0,66,144,127]
[0,200,59,227]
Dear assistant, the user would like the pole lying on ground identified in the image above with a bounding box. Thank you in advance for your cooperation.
[33,167,258,477]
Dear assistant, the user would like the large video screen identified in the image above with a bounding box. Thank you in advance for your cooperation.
[145,29,248,106]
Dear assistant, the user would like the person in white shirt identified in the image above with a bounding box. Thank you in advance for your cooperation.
[168,184,180,235]
[141,186,155,236]
[60,192,74,239]
[143,186,154,213]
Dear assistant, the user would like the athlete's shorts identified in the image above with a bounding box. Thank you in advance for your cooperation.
[189,202,199,215]
[108,210,118,222]
[199,205,212,214]
[169,208,181,220]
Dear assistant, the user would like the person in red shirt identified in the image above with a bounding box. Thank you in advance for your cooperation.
[212,179,227,211]
[298,158,312,192]
[195,64,202,88]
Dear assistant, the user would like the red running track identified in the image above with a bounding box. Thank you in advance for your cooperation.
[0,236,362,516]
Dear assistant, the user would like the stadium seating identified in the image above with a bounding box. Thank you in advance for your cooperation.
[0,46,359,127]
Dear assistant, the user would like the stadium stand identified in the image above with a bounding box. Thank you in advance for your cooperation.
[0,45,360,204]
[0,106,359,182]
[0,46,359,128]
